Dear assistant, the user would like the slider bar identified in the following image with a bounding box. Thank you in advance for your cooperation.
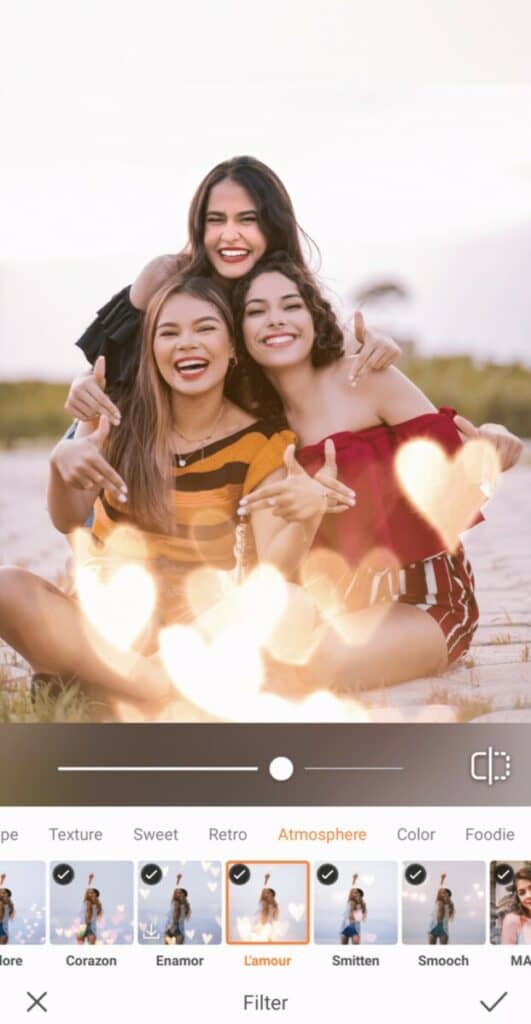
[57,765,259,773]
[304,766,403,771]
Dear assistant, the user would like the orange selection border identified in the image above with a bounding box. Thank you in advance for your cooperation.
[226,860,310,945]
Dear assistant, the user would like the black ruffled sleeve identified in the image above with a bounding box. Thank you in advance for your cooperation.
[75,286,143,395]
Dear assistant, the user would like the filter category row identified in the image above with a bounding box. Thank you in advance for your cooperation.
[0,860,529,947]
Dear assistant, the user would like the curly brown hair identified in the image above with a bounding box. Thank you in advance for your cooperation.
[232,251,345,420]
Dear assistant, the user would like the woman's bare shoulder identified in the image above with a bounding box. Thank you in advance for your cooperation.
[332,357,402,393]
[354,365,436,423]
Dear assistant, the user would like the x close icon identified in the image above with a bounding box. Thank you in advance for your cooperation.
[27,991,47,1013]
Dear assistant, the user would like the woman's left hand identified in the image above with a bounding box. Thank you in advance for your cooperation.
[455,416,523,472]
[238,442,356,521]
[347,311,401,385]
[314,438,357,515]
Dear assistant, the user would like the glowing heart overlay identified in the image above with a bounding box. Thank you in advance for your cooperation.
[288,902,305,922]
[159,564,287,719]
[75,562,156,651]
[72,526,156,651]
[395,437,500,551]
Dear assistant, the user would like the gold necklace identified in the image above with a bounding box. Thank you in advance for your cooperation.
[173,400,226,467]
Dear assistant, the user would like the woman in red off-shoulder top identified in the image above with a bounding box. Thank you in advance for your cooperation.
[235,253,522,691]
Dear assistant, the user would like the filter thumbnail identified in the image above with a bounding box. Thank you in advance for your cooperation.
[50,862,134,944]
[0,863,45,945]
[491,861,531,945]
[402,861,486,945]
[314,861,397,945]
[227,861,309,944]
[138,861,222,945]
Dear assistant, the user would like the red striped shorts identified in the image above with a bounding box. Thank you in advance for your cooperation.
[345,545,479,664]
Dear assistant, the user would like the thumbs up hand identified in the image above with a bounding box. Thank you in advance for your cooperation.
[313,438,356,515]
[65,355,122,425]
[455,415,523,473]
[91,412,110,449]
[50,414,128,503]
[93,355,106,391]
[238,441,355,522]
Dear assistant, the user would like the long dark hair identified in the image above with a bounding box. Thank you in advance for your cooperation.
[172,887,192,921]
[183,157,317,277]
[105,275,238,533]
[0,889,14,918]
[348,887,367,919]
[232,251,345,419]
[436,887,456,920]
[259,886,279,924]
[84,888,103,918]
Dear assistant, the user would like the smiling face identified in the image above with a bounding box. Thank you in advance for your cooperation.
[153,292,234,396]
[242,271,315,370]
[516,878,531,913]
[204,179,267,278]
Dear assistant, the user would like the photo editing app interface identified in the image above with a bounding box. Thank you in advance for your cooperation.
[0,726,530,1021]
[2,15,531,1015]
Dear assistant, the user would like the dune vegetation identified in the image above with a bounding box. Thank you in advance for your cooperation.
[1,356,531,448]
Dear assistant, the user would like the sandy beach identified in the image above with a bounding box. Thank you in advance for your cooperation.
[1,447,530,722]
[0,448,71,584]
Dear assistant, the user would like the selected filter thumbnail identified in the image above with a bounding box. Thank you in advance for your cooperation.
[227,861,309,944]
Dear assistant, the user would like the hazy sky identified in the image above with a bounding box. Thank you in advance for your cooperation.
[2,2,531,376]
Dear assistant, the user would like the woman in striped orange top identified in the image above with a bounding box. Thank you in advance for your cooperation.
[0,277,351,718]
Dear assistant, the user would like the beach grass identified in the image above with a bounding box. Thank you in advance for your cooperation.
[0,648,96,723]
[0,381,71,448]
[2,357,531,447]
[401,355,531,436]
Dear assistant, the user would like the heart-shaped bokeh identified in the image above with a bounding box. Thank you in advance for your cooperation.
[159,565,289,719]
[288,902,305,922]
[395,437,500,551]
[72,526,156,651]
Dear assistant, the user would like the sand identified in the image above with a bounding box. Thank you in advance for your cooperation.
[1,448,530,721]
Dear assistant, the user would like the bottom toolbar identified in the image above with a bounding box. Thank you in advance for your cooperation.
[1,806,529,1021]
